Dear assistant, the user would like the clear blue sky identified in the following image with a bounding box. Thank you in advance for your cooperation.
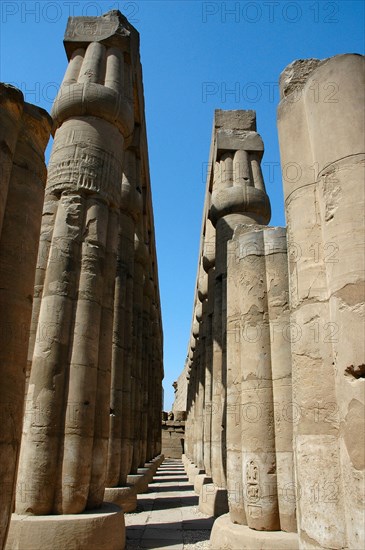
[1,1,364,409]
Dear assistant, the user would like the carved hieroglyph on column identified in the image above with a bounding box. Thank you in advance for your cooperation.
[16,11,134,517]
[0,84,51,550]
[278,54,365,550]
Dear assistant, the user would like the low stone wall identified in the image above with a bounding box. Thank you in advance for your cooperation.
[161,420,185,459]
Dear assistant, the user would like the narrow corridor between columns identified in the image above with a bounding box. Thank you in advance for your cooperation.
[125,459,214,549]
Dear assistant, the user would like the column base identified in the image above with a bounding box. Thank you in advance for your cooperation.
[182,454,192,473]
[150,454,164,470]
[127,473,149,494]
[104,486,137,513]
[5,503,125,550]
[145,461,158,475]
[187,463,204,483]
[194,474,212,495]
[210,514,299,550]
[126,454,163,494]
[128,466,153,493]
[199,483,229,517]
[153,453,165,467]
[137,466,153,484]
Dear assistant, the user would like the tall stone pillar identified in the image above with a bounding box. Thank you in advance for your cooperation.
[154,335,164,457]
[277,54,365,550]
[130,224,148,473]
[209,112,299,549]
[140,269,154,466]
[185,354,195,462]
[235,227,281,532]
[150,303,161,460]
[145,285,157,462]
[0,84,24,550]
[195,266,208,473]
[188,334,198,472]
[226,226,296,533]
[8,11,136,550]
[104,145,141,512]
[202,219,215,480]
[201,110,271,517]
[0,87,51,550]
[193,316,205,471]
[265,228,296,533]
[191,261,217,497]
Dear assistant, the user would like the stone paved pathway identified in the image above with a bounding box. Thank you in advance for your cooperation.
[125,459,214,549]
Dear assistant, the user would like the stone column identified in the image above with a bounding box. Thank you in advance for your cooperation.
[106,146,141,492]
[191,323,200,469]
[14,8,133,528]
[265,228,296,533]
[202,110,271,517]
[0,84,23,235]
[192,242,215,496]
[228,227,294,532]
[129,224,148,474]
[195,271,207,473]
[277,54,365,550]
[185,354,195,462]
[0,95,51,550]
[210,111,299,550]
[184,364,191,461]
[237,227,280,531]
[149,303,160,460]
[145,288,157,462]
[202,219,215,480]
[154,325,164,458]
[0,84,24,550]
[140,270,154,466]
[188,335,198,473]
[88,204,120,509]
[154,305,164,460]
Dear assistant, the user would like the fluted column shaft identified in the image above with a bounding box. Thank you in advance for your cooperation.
[210,145,271,489]
[16,34,133,515]
[107,146,142,487]
[140,273,154,466]
[202,217,215,478]
[185,357,195,461]
[195,310,206,471]
[146,302,158,461]
[130,227,148,472]
[208,113,271,518]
